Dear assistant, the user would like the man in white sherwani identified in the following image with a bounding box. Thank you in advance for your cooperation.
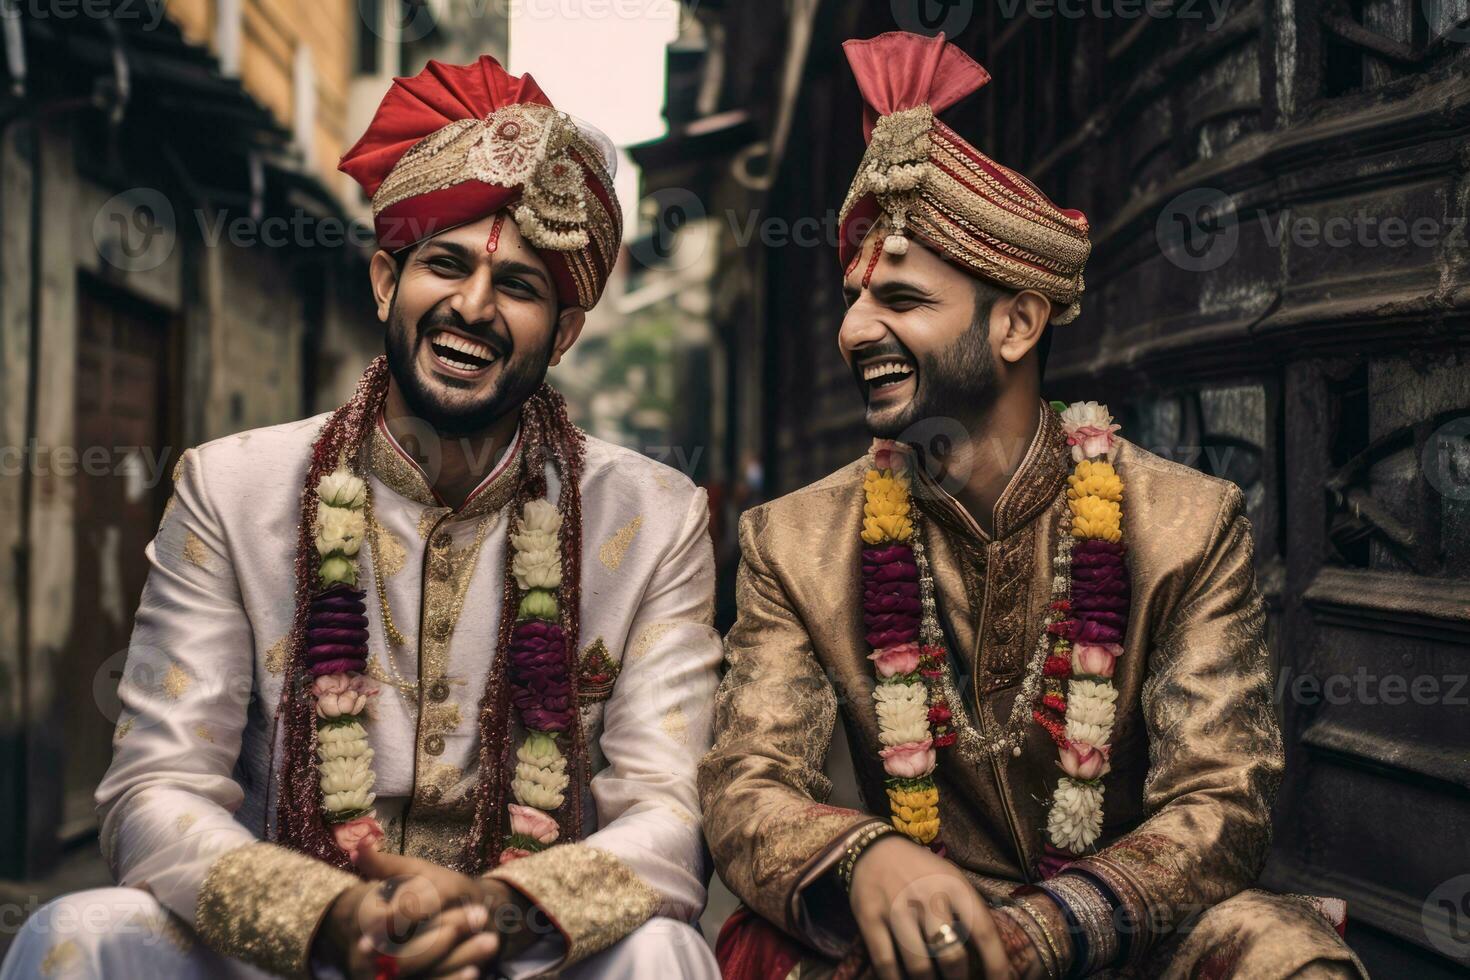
[2,56,721,980]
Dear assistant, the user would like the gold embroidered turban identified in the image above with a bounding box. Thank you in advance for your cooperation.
[837,33,1091,324]
[339,56,622,310]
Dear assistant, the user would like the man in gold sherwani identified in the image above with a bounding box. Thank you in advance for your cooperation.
[700,33,1365,979]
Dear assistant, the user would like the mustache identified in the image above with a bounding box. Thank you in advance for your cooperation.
[417,308,512,360]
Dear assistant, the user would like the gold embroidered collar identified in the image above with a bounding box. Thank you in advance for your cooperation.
[366,412,524,519]
[915,401,1069,543]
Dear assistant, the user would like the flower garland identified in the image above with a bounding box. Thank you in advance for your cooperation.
[860,403,1128,860]
[299,459,582,868]
[861,444,948,847]
[271,361,591,872]
[304,464,385,863]
[501,499,576,863]
[1037,401,1128,855]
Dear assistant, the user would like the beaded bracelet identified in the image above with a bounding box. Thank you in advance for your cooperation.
[836,822,896,893]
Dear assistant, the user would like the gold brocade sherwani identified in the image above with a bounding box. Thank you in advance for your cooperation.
[96,412,722,977]
[700,402,1364,977]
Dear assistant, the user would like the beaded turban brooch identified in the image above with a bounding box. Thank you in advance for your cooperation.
[837,32,1092,325]
[339,56,622,310]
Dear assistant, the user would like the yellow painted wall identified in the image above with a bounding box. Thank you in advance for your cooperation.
[165,0,355,188]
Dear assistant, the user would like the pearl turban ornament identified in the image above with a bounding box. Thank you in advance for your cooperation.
[338,55,622,310]
[837,32,1092,325]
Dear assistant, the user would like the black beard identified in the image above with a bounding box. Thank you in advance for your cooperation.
[864,314,999,441]
[384,295,553,437]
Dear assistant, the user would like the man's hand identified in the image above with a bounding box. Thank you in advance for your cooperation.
[315,848,530,978]
[848,834,1016,980]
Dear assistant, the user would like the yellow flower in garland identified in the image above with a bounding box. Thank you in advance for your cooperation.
[887,782,940,844]
[862,470,913,544]
[1067,460,1123,503]
[1070,495,1122,542]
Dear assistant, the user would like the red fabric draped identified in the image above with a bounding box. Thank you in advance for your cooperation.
[841,31,990,140]
[338,55,551,197]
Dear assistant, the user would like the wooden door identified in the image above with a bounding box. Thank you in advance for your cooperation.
[62,279,177,839]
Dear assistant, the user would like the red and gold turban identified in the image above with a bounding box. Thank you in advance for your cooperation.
[837,33,1091,325]
[339,56,622,309]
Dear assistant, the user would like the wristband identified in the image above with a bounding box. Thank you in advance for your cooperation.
[836,822,896,893]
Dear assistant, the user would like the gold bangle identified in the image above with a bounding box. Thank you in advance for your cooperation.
[1000,905,1060,980]
[1011,894,1067,977]
[836,822,895,892]
[1041,875,1119,973]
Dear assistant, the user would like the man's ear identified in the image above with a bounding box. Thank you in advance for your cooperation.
[368,249,400,321]
[549,307,586,367]
[996,289,1052,365]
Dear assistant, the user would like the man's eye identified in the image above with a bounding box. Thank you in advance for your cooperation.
[428,257,462,274]
[498,277,537,296]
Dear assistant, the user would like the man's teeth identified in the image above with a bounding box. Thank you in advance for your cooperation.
[432,332,495,371]
[863,361,914,382]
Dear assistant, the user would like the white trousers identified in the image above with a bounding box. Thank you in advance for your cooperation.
[1,887,719,979]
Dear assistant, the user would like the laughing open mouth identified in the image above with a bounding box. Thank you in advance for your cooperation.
[861,358,915,391]
[428,330,498,373]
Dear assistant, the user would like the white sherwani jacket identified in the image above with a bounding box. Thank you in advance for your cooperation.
[95,411,722,977]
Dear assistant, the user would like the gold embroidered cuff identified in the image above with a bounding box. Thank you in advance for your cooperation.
[488,844,659,968]
[196,842,359,978]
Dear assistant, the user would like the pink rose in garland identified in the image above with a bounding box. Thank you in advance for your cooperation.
[869,642,921,678]
[1060,401,1121,463]
[1059,741,1112,780]
[879,739,936,779]
[871,439,906,471]
[312,672,381,719]
[331,814,385,862]
[509,803,560,845]
[1071,642,1122,678]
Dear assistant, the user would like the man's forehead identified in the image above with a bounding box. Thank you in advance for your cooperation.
[420,213,538,263]
[843,236,947,292]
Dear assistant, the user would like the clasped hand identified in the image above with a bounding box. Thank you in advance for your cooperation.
[316,847,543,979]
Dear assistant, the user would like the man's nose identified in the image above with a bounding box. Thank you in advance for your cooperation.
[449,267,497,326]
[839,302,890,355]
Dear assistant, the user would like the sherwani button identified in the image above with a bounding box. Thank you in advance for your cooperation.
[432,531,452,550]
[428,679,450,702]
[430,617,452,640]
[420,783,442,803]
[424,734,445,756]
